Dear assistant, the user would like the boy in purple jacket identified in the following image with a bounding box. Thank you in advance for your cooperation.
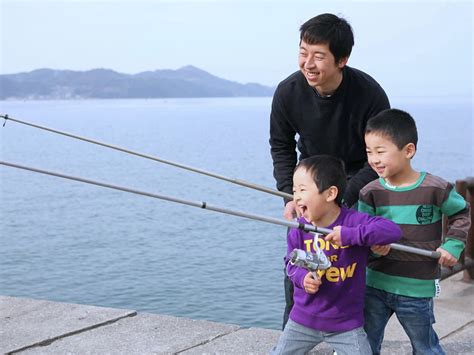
[271,155,401,355]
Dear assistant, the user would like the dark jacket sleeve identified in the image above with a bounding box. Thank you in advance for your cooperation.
[269,86,297,199]
[343,82,390,208]
[365,84,390,121]
[344,164,378,208]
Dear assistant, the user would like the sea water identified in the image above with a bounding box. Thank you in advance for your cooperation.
[0,97,472,329]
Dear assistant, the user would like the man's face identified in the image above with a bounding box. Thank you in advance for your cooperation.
[298,40,346,91]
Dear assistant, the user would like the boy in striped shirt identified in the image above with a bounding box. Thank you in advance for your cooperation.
[359,108,471,354]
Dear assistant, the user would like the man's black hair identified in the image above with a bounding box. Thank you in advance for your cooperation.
[365,108,418,150]
[295,155,347,206]
[299,13,354,63]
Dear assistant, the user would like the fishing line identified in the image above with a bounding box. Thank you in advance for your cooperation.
[0,114,292,200]
[0,160,441,259]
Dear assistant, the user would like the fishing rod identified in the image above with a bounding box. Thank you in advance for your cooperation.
[0,161,441,259]
[0,114,292,200]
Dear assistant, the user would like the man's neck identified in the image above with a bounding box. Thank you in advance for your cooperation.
[314,70,344,97]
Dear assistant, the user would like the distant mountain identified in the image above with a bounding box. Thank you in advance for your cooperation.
[0,66,275,100]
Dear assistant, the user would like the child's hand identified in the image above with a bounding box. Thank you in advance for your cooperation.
[303,272,322,294]
[436,248,458,267]
[324,226,342,246]
[371,245,391,256]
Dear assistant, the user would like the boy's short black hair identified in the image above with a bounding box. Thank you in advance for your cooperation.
[300,13,354,63]
[365,108,418,150]
[295,155,347,206]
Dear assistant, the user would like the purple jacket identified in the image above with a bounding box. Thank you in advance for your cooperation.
[287,207,401,332]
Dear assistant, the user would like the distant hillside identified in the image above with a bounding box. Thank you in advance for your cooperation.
[0,66,274,100]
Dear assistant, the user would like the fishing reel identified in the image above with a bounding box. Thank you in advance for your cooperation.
[289,233,331,279]
[289,248,331,272]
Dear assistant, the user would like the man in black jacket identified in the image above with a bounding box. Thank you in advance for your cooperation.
[270,13,390,329]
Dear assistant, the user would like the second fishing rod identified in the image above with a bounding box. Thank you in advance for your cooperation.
[1,114,292,200]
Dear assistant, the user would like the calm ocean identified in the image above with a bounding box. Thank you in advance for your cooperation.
[0,97,472,330]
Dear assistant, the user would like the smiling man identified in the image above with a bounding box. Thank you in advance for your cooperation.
[269,13,390,329]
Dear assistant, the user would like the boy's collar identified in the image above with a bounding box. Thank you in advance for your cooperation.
[380,172,426,191]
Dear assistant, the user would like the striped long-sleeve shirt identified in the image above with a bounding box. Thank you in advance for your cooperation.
[358,172,471,297]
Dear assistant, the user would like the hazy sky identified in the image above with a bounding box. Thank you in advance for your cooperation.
[1,0,472,98]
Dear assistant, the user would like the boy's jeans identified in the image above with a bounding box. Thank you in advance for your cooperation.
[271,319,371,355]
[364,286,445,355]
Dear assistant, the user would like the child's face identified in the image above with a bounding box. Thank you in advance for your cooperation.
[293,167,330,224]
[365,132,411,181]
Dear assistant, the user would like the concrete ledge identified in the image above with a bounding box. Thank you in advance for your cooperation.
[1,273,472,354]
[0,295,136,354]
[182,327,280,354]
[21,313,240,354]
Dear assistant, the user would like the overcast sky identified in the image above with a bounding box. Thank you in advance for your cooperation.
[1,0,472,98]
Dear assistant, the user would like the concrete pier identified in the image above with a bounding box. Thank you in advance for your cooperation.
[1,273,473,354]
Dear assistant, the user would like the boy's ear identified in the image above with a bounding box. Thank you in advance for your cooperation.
[325,186,339,202]
[404,143,416,159]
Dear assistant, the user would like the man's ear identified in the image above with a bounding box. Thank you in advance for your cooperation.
[405,143,417,159]
[337,56,349,69]
[326,186,339,202]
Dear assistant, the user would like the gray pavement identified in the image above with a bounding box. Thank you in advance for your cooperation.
[1,273,473,354]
